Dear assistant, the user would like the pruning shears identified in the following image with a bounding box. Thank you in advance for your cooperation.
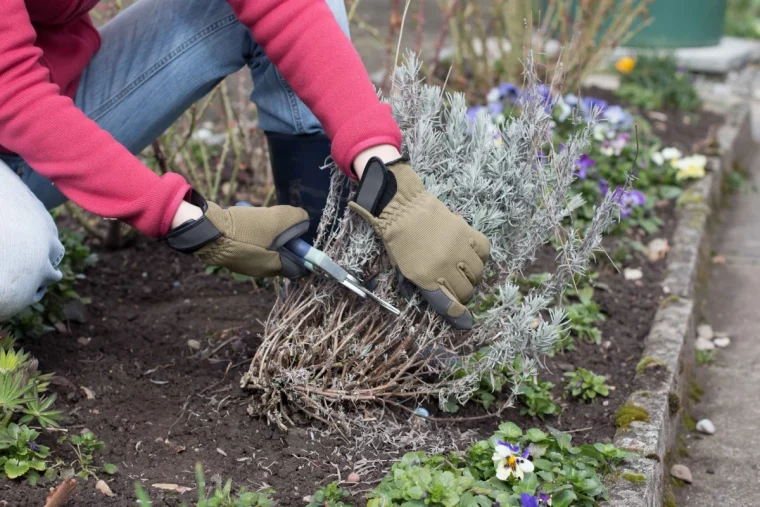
[234,202,401,316]
[281,237,401,316]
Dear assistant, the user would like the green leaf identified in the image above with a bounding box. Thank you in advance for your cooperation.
[5,458,30,479]
[26,470,40,486]
[532,459,555,472]
[103,463,118,475]
[497,422,522,439]
[28,460,46,471]
[658,185,682,200]
[551,489,578,507]
[525,428,548,442]
[548,427,572,452]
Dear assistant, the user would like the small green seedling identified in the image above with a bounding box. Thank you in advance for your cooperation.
[564,368,610,402]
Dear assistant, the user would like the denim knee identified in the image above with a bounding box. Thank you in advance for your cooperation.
[0,160,64,322]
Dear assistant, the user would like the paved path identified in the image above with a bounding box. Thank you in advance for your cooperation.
[676,141,760,505]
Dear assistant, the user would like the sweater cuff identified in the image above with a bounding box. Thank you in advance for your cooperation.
[130,172,193,238]
[330,102,402,178]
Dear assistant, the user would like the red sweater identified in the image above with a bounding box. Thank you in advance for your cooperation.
[0,0,402,237]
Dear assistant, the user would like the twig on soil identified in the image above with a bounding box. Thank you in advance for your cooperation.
[44,478,77,507]
[167,394,193,435]
[564,426,594,434]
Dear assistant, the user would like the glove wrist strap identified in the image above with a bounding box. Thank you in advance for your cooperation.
[354,156,408,217]
[162,190,222,253]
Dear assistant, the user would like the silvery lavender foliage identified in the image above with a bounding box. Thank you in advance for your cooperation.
[244,52,622,422]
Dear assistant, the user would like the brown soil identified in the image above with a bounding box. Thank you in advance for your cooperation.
[0,206,674,507]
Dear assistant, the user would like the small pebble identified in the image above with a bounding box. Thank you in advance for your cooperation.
[713,336,731,348]
[697,324,714,340]
[695,338,715,351]
[706,468,715,475]
[346,472,361,483]
[624,268,643,281]
[187,339,201,351]
[696,419,715,435]
[670,464,693,484]
[603,400,609,407]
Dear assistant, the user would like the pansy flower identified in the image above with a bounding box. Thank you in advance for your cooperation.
[661,147,683,161]
[575,154,595,180]
[499,82,520,102]
[520,493,552,507]
[603,105,633,130]
[493,441,534,481]
[674,155,707,181]
[619,189,646,217]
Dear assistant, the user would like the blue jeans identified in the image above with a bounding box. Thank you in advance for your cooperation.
[0,0,350,321]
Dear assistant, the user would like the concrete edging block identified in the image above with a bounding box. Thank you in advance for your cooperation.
[604,102,752,506]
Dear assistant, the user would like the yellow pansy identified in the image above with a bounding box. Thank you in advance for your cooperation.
[615,56,636,74]
[673,155,707,181]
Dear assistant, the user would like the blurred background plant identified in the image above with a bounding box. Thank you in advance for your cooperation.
[614,53,702,112]
[427,0,651,96]
[725,0,760,38]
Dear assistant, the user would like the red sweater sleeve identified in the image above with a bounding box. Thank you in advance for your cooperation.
[225,0,402,176]
[0,0,190,238]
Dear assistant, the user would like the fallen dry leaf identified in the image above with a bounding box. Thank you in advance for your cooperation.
[81,387,96,400]
[712,255,726,264]
[77,337,91,345]
[95,480,114,497]
[152,483,193,494]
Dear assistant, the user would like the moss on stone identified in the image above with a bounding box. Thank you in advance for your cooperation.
[659,295,681,309]
[664,487,677,507]
[677,186,706,209]
[689,381,704,402]
[683,413,697,432]
[636,356,666,375]
[622,472,646,484]
[638,391,653,398]
[616,403,650,429]
[668,391,682,415]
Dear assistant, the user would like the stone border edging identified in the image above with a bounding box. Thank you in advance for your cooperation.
[604,103,753,506]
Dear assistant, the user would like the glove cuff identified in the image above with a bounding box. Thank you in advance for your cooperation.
[354,156,416,217]
[162,190,222,253]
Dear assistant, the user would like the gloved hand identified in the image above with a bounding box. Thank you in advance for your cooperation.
[349,158,490,329]
[163,191,309,278]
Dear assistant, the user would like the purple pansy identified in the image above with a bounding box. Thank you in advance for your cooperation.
[575,154,596,180]
[521,493,539,507]
[466,106,487,133]
[499,82,520,101]
[489,101,505,116]
[28,441,40,452]
[539,492,552,505]
[603,105,633,129]
[497,440,521,453]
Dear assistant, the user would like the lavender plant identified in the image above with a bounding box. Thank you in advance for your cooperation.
[241,53,625,429]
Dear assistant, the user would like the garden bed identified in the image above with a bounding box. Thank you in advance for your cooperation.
[3,220,675,507]
[0,74,729,506]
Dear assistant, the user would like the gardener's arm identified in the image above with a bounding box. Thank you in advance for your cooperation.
[227,1,490,328]
[0,0,193,238]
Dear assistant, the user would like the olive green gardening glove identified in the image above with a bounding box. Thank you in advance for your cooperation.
[163,191,310,278]
[349,158,490,329]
